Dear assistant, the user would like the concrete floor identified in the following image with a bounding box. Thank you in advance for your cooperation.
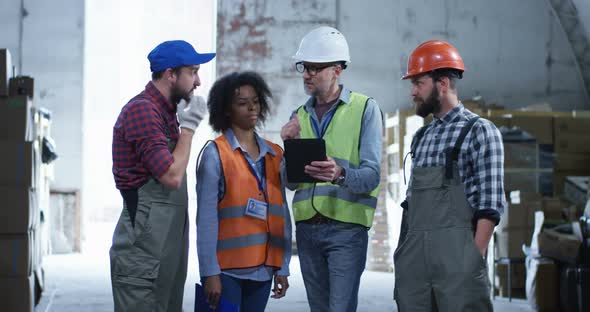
[35,222,533,311]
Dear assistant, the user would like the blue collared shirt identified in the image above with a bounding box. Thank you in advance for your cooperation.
[196,129,292,281]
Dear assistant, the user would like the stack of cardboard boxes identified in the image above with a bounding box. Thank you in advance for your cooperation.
[0,48,47,311]
[482,109,590,309]
[492,192,569,302]
[495,192,541,259]
[486,110,590,197]
[553,117,590,196]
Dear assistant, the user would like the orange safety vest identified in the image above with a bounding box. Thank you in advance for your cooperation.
[214,135,286,270]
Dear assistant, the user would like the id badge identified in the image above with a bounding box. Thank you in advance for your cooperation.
[245,198,268,220]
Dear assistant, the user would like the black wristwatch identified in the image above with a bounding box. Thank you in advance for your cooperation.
[333,167,346,186]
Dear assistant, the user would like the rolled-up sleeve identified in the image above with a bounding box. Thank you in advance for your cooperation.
[196,143,222,277]
[124,101,173,178]
[469,121,506,224]
[343,98,383,194]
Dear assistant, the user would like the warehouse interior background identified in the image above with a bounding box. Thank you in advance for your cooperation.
[1,0,590,311]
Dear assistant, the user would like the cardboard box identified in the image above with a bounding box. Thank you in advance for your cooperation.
[554,117,590,154]
[496,287,526,299]
[0,49,12,96]
[554,117,590,134]
[554,153,590,171]
[554,169,590,196]
[9,76,34,98]
[0,274,35,312]
[0,140,37,188]
[0,96,34,142]
[563,176,589,206]
[0,232,32,277]
[538,227,582,264]
[542,197,566,220]
[538,144,554,169]
[534,261,559,312]
[0,187,38,234]
[487,116,511,128]
[563,204,582,222]
[504,142,538,168]
[495,228,531,258]
[539,172,553,196]
[498,192,542,230]
[512,115,553,145]
[555,134,590,154]
[496,262,526,289]
[504,171,539,193]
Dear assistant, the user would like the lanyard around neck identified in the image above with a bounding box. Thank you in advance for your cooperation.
[243,153,267,201]
[311,108,337,138]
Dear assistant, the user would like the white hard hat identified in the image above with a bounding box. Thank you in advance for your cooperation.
[293,26,350,64]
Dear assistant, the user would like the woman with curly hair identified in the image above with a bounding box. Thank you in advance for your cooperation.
[196,71,291,311]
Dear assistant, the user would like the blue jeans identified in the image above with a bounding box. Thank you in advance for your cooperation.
[201,274,272,312]
[296,220,369,312]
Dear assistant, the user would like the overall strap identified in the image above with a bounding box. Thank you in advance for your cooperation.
[444,117,480,179]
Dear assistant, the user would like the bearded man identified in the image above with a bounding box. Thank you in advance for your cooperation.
[109,40,215,312]
[394,40,506,312]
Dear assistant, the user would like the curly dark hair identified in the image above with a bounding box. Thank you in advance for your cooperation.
[207,71,272,132]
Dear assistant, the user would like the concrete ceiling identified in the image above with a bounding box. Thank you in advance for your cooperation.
[549,0,590,103]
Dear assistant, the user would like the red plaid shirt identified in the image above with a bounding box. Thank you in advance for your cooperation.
[112,82,180,189]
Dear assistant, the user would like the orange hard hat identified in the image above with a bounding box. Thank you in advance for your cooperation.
[402,40,465,80]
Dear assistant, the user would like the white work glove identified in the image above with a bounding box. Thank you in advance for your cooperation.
[177,95,207,131]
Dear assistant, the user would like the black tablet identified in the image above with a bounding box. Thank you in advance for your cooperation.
[284,138,327,183]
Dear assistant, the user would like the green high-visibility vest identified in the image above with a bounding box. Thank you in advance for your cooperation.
[293,91,379,228]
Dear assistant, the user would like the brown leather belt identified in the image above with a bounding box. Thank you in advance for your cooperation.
[302,213,331,225]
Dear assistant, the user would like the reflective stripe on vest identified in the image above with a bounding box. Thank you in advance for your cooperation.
[214,135,285,270]
[293,91,379,228]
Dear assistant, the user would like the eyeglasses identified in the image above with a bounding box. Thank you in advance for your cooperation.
[295,62,336,75]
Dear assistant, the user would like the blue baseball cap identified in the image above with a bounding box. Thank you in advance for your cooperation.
[148,40,216,73]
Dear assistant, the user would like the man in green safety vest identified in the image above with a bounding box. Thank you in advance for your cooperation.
[280,26,383,312]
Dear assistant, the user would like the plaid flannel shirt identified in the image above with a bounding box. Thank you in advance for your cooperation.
[407,104,506,223]
[112,82,179,190]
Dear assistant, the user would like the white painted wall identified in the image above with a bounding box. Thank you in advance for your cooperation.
[0,0,85,191]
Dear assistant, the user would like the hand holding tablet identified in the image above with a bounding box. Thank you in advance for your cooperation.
[284,138,327,183]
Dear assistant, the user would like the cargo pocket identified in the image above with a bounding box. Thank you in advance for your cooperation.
[133,199,154,240]
[112,253,160,312]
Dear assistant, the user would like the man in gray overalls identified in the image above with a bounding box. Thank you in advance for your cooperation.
[394,40,506,311]
[110,40,215,311]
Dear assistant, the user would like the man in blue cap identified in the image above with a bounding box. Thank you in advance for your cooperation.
[110,40,215,312]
